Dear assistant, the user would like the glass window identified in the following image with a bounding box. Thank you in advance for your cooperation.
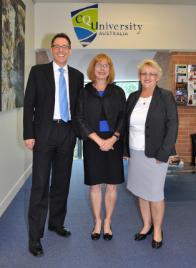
[115,81,139,98]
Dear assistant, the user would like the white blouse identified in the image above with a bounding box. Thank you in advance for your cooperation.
[129,96,152,150]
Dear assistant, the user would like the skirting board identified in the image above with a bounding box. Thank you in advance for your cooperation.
[0,165,32,217]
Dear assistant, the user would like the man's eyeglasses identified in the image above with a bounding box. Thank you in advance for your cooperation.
[95,63,110,69]
[140,72,158,77]
[52,45,70,50]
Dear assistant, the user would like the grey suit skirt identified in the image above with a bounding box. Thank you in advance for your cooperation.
[127,149,168,202]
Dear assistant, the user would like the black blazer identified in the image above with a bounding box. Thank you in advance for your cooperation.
[124,86,178,162]
[75,82,126,140]
[23,62,84,149]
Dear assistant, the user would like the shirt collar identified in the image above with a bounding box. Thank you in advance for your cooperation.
[53,61,68,72]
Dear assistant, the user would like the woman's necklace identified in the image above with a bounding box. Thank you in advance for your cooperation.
[140,88,153,105]
[140,96,152,105]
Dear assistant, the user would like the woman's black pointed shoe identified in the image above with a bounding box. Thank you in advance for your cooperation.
[103,226,113,241]
[152,231,163,249]
[134,226,153,241]
[91,232,101,240]
[91,227,101,240]
[103,232,113,241]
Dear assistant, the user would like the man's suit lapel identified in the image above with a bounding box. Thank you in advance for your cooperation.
[45,62,55,98]
[68,66,74,113]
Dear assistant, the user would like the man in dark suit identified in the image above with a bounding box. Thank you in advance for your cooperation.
[23,33,84,256]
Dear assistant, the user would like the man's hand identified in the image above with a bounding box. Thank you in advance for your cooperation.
[24,139,35,150]
[156,159,161,164]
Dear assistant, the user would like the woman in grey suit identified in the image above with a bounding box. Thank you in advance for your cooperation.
[124,59,178,249]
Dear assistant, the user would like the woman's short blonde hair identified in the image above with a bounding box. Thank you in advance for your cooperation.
[87,53,115,83]
[137,59,162,78]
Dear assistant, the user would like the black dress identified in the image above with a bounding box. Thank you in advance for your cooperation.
[75,83,126,185]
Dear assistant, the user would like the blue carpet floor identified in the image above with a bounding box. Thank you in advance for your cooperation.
[0,160,196,268]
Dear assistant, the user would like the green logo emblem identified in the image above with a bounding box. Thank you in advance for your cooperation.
[71,4,98,47]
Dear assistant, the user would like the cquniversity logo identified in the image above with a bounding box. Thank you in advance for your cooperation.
[71,4,98,47]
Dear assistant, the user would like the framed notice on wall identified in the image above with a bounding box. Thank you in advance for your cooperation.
[175,64,188,105]
[0,0,25,111]
[175,64,196,106]
[187,65,196,106]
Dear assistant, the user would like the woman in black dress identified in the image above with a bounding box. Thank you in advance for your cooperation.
[76,53,126,240]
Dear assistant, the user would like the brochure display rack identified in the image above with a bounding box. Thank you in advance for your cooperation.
[175,64,196,106]
[187,65,196,106]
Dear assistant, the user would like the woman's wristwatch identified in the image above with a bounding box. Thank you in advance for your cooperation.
[113,133,120,140]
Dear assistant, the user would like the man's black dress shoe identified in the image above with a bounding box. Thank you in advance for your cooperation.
[152,231,163,249]
[29,239,43,256]
[103,226,113,241]
[134,226,153,241]
[48,225,71,237]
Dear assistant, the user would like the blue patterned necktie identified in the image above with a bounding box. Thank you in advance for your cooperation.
[59,68,68,122]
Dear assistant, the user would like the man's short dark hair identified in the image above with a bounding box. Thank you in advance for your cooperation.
[51,33,71,48]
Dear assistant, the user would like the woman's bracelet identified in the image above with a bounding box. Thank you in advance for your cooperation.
[113,134,120,140]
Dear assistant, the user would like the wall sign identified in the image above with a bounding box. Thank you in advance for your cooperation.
[71,3,143,48]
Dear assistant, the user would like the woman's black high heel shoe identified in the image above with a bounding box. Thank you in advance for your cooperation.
[134,226,153,241]
[103,226,113,241]
[152,231,163,249]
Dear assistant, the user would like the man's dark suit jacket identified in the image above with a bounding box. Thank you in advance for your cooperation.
[23,62,84,150]
[124,86,178,162]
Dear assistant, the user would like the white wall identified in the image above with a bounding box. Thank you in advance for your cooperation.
[0,0,35,217]
[46,48,156,80]
[68,49,156,81]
